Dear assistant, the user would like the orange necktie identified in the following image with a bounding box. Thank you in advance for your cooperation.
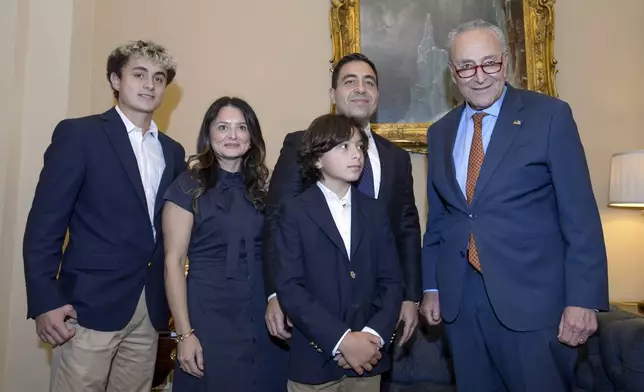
[466,112,487,272]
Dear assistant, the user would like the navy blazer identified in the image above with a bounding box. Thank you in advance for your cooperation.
[275,185,404,385]
[23,108,186,331]
[422,85,609,331]
[264,130,421,302]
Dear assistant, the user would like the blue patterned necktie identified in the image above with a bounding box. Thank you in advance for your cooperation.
[358,153,375,198]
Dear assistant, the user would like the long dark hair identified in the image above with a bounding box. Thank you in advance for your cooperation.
[187,97,269,211]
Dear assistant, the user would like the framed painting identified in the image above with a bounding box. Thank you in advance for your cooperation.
[329,0,558,153]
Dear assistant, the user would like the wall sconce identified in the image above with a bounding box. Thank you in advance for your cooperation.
[608,151,644,208]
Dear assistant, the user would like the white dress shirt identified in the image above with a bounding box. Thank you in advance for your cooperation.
[317,182,352,258]
[115,106,165,240]
[315,182,384,356]
[363,124,382,199]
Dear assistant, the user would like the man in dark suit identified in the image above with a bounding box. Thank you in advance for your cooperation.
[276,113,404,391]
[419,20,609,392]
[23,40,186,392]
[264,53,422,349]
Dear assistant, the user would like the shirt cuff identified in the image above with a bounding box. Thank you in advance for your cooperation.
[332,329,351,356]
[424,289,438,292]
[267,293,277,302]
[361,326,384,347]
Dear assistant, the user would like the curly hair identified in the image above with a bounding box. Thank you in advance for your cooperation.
[187,97,269,211]
[106,40,177,99]
[299,113,367,182]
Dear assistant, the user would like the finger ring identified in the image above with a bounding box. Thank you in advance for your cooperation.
[578,338,585,343]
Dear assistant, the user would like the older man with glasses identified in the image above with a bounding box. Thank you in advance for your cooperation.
[419,19,608,392]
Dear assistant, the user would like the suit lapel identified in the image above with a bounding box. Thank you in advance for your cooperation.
[154,134,174,217]
[100,108,147,211]
[350,190,366,259]
[371,133,393,203]
[473,86,524,202]
[440,106,468,209]
[303,187,349,260]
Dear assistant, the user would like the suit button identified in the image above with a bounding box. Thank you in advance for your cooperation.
[469,214,476,220]
[147,261,151,267]
[350,271,356,279]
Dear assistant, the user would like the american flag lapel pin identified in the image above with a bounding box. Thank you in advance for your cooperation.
[513,120,522,125]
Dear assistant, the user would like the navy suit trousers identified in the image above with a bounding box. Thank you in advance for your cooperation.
[445,266,577,392]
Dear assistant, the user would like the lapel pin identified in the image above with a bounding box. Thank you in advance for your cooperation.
[513,120,522,125]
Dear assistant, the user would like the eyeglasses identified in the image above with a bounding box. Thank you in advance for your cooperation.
[452,60,503,79]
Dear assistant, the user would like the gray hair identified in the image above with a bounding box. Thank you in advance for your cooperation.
[446,19,508,54]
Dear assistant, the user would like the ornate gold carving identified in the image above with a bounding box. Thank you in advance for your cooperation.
[524,0,558,96]
[330,0,360,70]
[329,0,558,154]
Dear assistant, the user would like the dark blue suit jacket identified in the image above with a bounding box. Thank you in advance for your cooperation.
[23,108,186,331]
[422,85,609,331]
[275,185,404,384]
[264,131,421,302]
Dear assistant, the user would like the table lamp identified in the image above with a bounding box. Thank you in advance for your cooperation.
[608,150,644,311]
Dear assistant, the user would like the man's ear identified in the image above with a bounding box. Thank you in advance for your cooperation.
[109,72,121,93]
[448,64,458,85]
[329,87,337,106]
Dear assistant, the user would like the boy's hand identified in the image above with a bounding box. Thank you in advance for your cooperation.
[338,332,381,375]
[35,304,77,347]
[335,349,381,371]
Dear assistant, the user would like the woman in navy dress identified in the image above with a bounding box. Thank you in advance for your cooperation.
[162,97,288,392]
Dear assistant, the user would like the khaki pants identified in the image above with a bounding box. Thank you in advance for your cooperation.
[50,290,158,392]
[288,375,381,392]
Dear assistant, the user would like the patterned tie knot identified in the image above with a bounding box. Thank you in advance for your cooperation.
[472,112,488,123]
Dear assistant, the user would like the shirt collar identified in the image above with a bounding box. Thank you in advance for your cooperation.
[464,85,507,119]
[317,181,352,207]
[363,123,373,138]
[115,105,159,136]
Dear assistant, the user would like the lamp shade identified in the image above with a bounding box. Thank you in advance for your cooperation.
[608,150,644,208]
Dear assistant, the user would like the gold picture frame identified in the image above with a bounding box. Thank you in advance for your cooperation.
[329,0,558,154]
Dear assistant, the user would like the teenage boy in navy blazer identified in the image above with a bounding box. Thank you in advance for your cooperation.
[23,40,186,392]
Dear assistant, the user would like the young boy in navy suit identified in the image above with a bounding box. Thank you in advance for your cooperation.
[275,113,404,391]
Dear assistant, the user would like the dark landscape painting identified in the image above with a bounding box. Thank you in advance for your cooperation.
[360,0,526,123]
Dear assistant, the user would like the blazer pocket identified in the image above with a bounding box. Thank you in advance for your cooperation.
[64,253,123,271]
[516,230,562,248]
